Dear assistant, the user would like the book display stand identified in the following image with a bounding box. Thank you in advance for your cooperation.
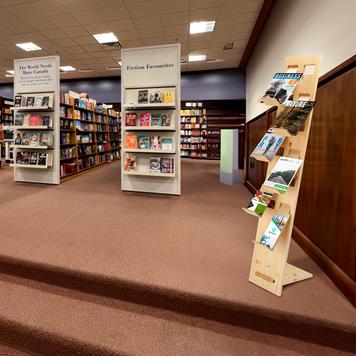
[246,56,321,296]
[12,56,60,185]
[121,44,181,195]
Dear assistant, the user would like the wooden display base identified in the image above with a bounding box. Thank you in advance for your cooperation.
[248,55,321,296]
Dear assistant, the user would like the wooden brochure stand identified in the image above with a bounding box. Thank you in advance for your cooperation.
[247,55,321,296]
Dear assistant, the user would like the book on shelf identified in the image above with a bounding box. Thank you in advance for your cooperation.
[22,132,31,145]
[34,97,43,107]
[125,134,137,148]
[30,152,38,165]
[151,114,162,126]
[251,133,285,161]
[125,113,137,126]
[30,132,40,147]
[163,90,175,104]
[150,157,161,172]
[124,156,136,171]
[14,133,22,145]
[264,156,303,194]
[263,73,302,104]
[259,213,290,250]
[14,96,22,107]
[149,90,162,104]
[245,191,274,217]
[138,136,150,149]
[138,90,148,104]
[150,136,161,150]
[28,114,42,126]
[161,138,173,150]
[161,114,172,127]
[271,100,315,135]
[139,113,151,126]
[39,132,53,146]
[26,97,35,107]
[161,158,174,173]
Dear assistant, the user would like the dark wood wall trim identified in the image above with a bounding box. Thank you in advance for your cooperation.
[319,55,356,86]
[293,226,356,306]
[239,0,276,68]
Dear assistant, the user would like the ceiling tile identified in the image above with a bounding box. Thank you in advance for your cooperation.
[219,0,262,18]
[139,27,164,39]
[98,6,130,21]
[120,39,144,47]
[73,10,105,25]
[64,46,86,54]
[83,22,112,34]
[117,30,140,41]
[190,7,219,21]
[24,18,58,31]
[82,44,104,52]
[49,13,79,27]
[191,0,224,10]
[53,38,78,48]
[60,0,96,12]
[6,3,40,19]
[133,15,161,29]
[126,1,158,18]
[157,0,189,14]
[32,0,68,16]
[160,12,189,26]
[62,26,89,37]
[1,22,34,35]
[43,28,69,40]
[72,35,98,46]
[108,19,136,32]
[0,8,20,23]
[92,0,125,7]
[164,25,188,37]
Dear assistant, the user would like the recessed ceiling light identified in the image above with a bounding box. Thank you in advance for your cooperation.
[93,32,118,44]
[106,66,120,70]
[79,68,94,72]
[190,21,216,34]
[206,59,224,63]
[6,70,14,75]
[16,42,42,51]
[188,54,207,62]
[60,66,76,72]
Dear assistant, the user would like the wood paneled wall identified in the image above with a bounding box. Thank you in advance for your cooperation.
[244,57,356,305]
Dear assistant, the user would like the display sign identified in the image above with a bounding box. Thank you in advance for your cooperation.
[14,56,58,93]
[122,44,180,87]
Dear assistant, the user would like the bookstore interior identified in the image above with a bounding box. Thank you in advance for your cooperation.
[0,0,355,355]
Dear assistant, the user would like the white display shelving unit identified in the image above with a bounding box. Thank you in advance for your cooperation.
[13,56,60,184]
[121,44,181,195]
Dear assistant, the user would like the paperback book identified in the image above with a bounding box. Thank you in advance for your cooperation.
[30,152,38,165]
[163,90,175,104]
[14,96,22,107]
[161,158,174,173]
[30,132,40,147]
[271,100,315,135]
[139,113,151,126]
[149,90,162,104]
[259,213,289,250]
[251,133,285,161]
[124,156,136,171]
[264,157,303,194]
[138,136,150,149]
[263,73,302,104]
[151,114,162,126]
[161,138,173,151]
[125,113,137,126]
[22,132,31,145]
[150,136,161,150]
[161,114,172,127]
[14,114,24,125]
[138,90,148,104]
[150,157,161,172]
[14,133,22,145]
[125,134,137,149]
[246,191,274,217]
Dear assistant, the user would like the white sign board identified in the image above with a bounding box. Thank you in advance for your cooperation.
[14,56,59,93]
[122,45,180,88]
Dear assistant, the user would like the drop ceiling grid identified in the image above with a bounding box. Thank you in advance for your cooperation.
[0,0,263,82]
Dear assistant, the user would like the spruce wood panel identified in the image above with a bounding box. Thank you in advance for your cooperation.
[295,67,356,281]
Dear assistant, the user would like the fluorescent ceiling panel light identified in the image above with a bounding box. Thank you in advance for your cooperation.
[6,70,14,75]
[16,42,41,51]
[93,32,118,44]
[60,66,76,72]
[190,21,216,34]
[188,54,206,62]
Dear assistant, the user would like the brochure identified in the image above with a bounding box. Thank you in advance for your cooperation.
[246,191,274,217]
[259,213,289,250]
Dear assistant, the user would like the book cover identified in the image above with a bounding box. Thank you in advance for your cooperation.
[259,213,289,250]
[41,115,52,127]
[263,73,302,104]
[40,132,53,147]
[161,138,173,151]
[161,158,174,173]
[21,132,31,145]
[16,151,23,164]
[138,136,150,149]
[14,114,24,125]
[28,114,42,126]
[14,96,22,107]
[14,133,22,145]
[161,114,172,127]
[246,191,274,217]
[264,157,303,194]
[150,136,161,150]
[30,132,40,147]
[42,95,53,108]
[26,97,35,106]
[38,153,47,166]
[271,101,315,135]
[22,151,30,164]
[35,96,43,107]
[125,134,137,148]
[149,90,162,103]
[251,133,285,161]
[150,157,161,172]
[163,90,175,104]
[124,156,136,171]
[139,113,151,126]
[138,90,148,104]
[125,113,137,126]
[30,152,38,165]
[151,114,162,126]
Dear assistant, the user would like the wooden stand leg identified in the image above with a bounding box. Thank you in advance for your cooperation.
[283,263,313,286]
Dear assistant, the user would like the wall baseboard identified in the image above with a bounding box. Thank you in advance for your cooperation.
[292,226,356,307]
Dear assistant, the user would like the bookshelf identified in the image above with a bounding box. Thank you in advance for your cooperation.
[0,97,14,164]
[59,93,121,180]
[121,44,181,195]
[180,108,207,159]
